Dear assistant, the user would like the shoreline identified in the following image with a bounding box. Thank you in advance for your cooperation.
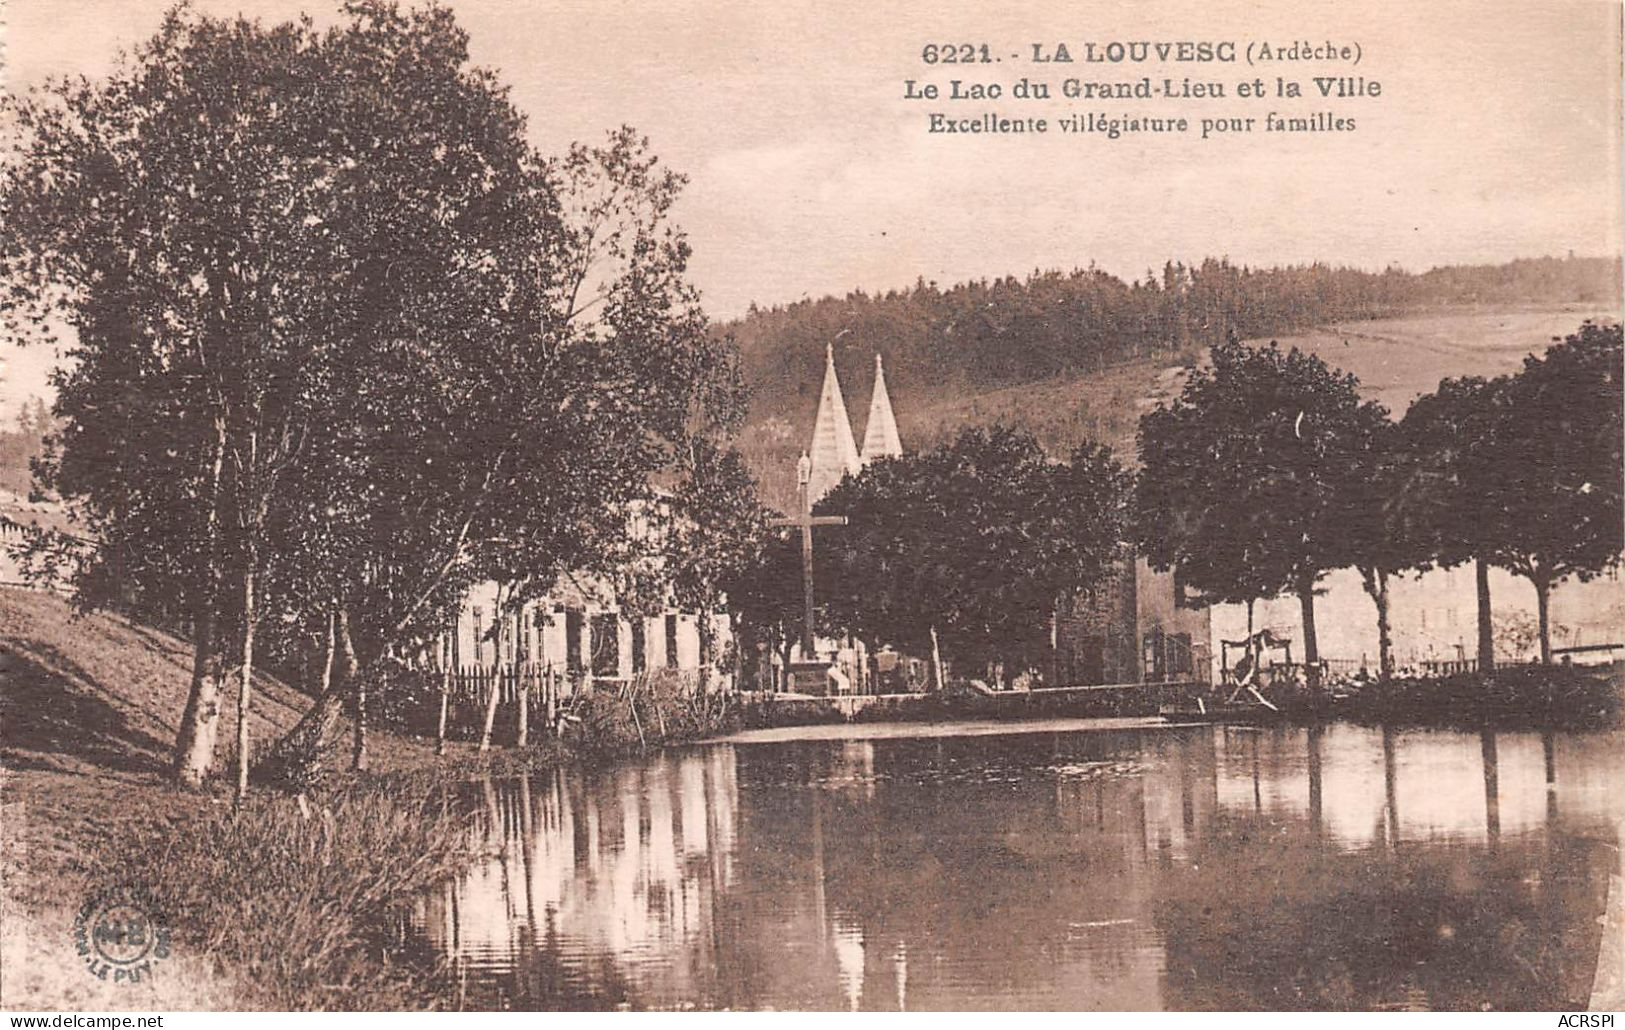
[4,674,1616,1011]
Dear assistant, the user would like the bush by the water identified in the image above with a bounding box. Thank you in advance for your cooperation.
[1288,666,1620,729]
[566,671,742,754]
[104,781,467,1010]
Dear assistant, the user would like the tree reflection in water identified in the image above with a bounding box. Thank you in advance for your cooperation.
[409,724,1622,1011]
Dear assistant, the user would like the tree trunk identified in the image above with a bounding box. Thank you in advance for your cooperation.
[235,564,256,803]
[1374,569,1393,683]
[777,625,794,692]
[1361,567,1394,683]
[516,664,530,748]
[1475,557,1495,673]
[1533,569,1553,665]
[435,628,453,756]
[173,420,226,786]
[1298,582,1320,691]
[1245,598,1256,675]
[174,612,221,787]
[318,608,337,697]
[351,666,369,772]
[929,625,945,691]
[697,606,714,693]
[478,663,501,753]
[255,606,353,790]
[479,597,503,751]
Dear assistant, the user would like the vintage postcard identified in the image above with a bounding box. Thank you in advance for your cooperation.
[0,0,1621,1017]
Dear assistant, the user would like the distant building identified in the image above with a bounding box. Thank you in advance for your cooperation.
[786,345,904,691]
[1053,554,1212,686]
[1209,563,1625,677]
[806,345,901,506]
[448,495,733,688]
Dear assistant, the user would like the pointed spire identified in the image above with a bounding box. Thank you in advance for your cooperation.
[860,352,902,465]
[806,341,861,504]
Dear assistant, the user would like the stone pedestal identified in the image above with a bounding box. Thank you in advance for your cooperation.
[786,660,834,696]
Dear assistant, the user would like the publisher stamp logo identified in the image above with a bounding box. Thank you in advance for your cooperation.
[72,884,170,983]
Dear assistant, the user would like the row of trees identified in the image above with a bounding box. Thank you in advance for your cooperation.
[1136,321,1623,681]
[2,3,758,793]
[0,397,52,495]
[726,322,1622,690]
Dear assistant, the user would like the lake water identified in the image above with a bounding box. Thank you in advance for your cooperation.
[407,720,1623,1010]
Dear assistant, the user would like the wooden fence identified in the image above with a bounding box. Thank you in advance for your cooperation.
[434,664,711,747]
[440,662,571,747]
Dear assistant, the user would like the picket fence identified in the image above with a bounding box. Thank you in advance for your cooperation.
[434,663,710,746]
[439,662,571,746]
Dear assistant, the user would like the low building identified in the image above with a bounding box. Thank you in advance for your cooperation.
[1208,562,1625,677]
[448,575,733,689]
[1053,553,1213,686]
[446,491,734,689]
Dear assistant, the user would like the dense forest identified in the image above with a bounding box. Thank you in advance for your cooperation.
[728,255,1622,509]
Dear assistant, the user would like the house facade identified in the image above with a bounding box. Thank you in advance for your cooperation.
[448,576,733,688]
[1053,554,1213,687]
[1208,562,1625,677]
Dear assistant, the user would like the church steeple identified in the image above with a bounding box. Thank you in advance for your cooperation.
[860,352,902,465]
[806,342,861,504]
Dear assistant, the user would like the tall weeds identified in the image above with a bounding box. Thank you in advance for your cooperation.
[104,781,468,1010]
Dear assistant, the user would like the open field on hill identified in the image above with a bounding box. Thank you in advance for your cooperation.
[1261,305,1620,415]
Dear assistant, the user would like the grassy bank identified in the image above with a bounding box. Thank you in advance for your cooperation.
[0,588,745,1010]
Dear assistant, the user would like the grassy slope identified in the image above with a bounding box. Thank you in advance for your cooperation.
[1256,306,1618,416]
[0,588,442,1009]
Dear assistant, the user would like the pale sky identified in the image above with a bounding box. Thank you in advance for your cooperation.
[2,0,1621,415]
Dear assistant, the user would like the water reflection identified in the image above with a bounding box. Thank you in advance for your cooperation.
[410,724,1622,1010]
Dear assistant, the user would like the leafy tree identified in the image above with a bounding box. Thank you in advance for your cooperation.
[4,8,363,791]
[817,427,1130,686]
[1399,376,1513,673]
[0,398,53,496]
[663,439,774,689]
[1342,418,1425,681]
[1493,322,1624,662]
[726,531,803,688]
[1137,342,1386,688]
[3,3,740,789]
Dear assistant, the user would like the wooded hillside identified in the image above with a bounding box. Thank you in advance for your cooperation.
[728,255,1622,510]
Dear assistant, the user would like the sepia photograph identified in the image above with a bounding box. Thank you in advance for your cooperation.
[0,0,1621,1016]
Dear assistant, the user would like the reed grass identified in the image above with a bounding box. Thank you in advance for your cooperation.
[102,779,468,1010]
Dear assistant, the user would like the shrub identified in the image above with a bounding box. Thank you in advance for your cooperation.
[103,781,467,1010]
[1290,666,1621,730]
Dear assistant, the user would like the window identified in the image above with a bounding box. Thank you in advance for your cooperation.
[631,618,647,674]
[1170,633,1193,675]
[665,614,680,668]
[565,609,584,675]
[591,613,621,677]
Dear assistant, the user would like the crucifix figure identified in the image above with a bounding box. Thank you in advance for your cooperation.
[770,451,848,659]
